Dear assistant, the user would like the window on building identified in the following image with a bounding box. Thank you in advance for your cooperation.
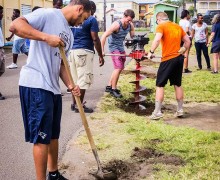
[111,4,114,8]
[199,2,208,9]
[21,4,31,15]
[209,2,217,9]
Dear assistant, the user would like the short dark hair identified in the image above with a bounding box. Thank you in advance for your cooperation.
[0,5,3,11]
[197,13,203,18]
[14,9,20,15]
[32,6,41,12]
[70,0,91,12]
[181,10,189,19]
[124,9,135,19]
[90,1,96,12]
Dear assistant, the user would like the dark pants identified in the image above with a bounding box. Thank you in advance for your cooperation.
[195,42,211,69]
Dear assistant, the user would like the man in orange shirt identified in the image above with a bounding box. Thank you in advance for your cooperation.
[147,12,191,120]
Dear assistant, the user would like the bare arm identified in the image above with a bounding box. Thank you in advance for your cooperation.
[147,32,162,59]
[150,33,162,53]
[91,31,104,66]
[205,27,209,44]
[182,34,191,50]
[191,29,195,40]
[100,21,120,54]
[130,22,135,38]
[207,32,215,46]
[10,17,64,47]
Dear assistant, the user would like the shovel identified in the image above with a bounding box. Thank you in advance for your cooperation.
[59,47,116,180]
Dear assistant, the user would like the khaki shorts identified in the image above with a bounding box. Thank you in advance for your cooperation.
[68,49,94,89]
[0,49,5,76]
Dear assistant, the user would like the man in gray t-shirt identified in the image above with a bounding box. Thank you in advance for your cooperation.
[9,0,91,179]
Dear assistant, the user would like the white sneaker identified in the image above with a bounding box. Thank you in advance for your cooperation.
[7,63,18,69]
[149,111,163,120]
[175,109,184,117]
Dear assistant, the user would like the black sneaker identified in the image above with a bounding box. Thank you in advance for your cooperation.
[105,86,112,93]
[71,104,75,111]
[211,71,218,74]
[0,93,5,100]
[47,172,68,180]
[75,102,94,113]
[184,69,192,73]
[66,89,71,94]
[110,89,122,98]
[197,67,202,70]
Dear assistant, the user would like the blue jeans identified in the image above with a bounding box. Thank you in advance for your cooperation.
[195,42,211,69]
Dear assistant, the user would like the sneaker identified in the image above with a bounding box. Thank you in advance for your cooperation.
[211,71,218,74]
[149,112,163,120]
[7,63,18,69]
[197,67,202,70]
[0,93,5,100]
[47,172,68,180]
[175,109,184,117]
[184,69,192,73]
[207,67,212,71]
[75,102,94,113]
[105,86,112,93]
[66,89,71,94]
[110,89,122,98]
[71,104,75,111]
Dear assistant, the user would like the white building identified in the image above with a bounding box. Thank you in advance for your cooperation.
[93,0,139,22]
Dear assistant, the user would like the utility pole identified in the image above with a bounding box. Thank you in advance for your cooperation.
[103,0,106,31]
[194,0,197,17]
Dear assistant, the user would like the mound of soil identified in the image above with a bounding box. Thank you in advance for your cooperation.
[102,147,184,180]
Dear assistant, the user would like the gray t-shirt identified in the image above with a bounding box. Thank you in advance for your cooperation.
[19,8,73,94]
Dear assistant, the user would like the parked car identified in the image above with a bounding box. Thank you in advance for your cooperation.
[191,10,220,25]
[204,10,220,25]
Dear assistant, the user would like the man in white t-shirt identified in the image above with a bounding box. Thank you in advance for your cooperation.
[6,9,29,69]
[179,10,192,73]
[9,0,91,179]
[191,13,211,70]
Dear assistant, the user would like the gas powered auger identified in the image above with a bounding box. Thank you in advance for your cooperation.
[106,33,150,110]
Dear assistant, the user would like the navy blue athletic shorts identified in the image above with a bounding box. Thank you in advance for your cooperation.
[156,55,184,87]
[211,41,220,53]
[19,86,62,144]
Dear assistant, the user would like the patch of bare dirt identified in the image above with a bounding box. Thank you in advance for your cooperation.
[60,145,184,180]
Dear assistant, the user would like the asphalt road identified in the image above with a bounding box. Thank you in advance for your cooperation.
[0,49,117,180]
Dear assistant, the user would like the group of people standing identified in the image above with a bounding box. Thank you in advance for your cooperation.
[1,0,220,179]
[179,10,220,74]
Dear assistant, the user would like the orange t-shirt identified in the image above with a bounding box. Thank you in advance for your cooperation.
[156,21,186,62]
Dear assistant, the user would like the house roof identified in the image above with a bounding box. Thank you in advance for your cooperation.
[154,2,179,8]
[134,0,161,4]
[92,0,138,3]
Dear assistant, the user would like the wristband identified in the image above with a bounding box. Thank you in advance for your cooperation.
[150,50,154,54]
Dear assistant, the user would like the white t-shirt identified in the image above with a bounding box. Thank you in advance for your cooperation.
[192,23,208,43]
[19,8,73,94]
[179,19,191,36]
[0,28,4,47]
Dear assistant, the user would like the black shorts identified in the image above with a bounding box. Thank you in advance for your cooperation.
[211,41,220,53]
[156,55,184,87]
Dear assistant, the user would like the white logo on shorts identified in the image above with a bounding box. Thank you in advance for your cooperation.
[38,131,47,139]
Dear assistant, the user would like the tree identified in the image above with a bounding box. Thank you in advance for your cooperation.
[188,6,194,16]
